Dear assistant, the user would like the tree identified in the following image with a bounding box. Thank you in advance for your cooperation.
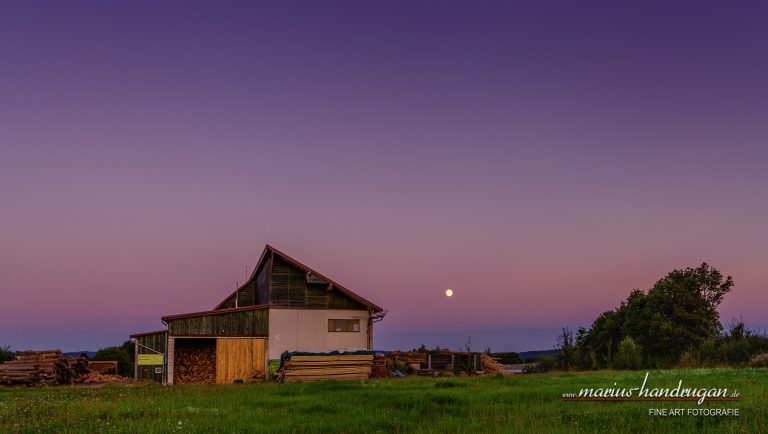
[92,341,134,377]
[492,352,523,364]
[639,263,733,363]
[555,327,575,371]
[0,345,13,362]
[575,263,734,368]
[616,336,642,370]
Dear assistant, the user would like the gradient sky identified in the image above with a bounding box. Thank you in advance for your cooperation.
[2,1,767,352]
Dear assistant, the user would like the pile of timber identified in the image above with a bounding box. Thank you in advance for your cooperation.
[282,354,373,383]
[480,353,510,375]
[83,371,126,384]
[371,353,387,378]
[89,361,118,375]
[0,350,90,386]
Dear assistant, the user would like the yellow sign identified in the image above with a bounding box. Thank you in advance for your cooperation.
[137,354,163,365]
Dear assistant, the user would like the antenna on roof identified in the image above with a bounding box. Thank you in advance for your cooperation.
[246,265,249,280]
[235,281,239,308]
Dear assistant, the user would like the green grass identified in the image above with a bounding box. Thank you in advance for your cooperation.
[0,368,765,433]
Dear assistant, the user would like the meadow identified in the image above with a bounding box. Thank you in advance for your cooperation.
[0,368,764,433]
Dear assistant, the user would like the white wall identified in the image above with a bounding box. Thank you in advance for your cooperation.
[268,308,370,359]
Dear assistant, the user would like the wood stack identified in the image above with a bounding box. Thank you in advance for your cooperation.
[282,354,373,383]
[480,353,510,375]
[174,340,216,384]
[89,361,118,375]
[371,353,387,378]
[0,350,90,385]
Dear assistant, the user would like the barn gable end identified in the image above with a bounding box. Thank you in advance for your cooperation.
[214,245,380,312]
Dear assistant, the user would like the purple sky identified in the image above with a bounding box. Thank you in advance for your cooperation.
[2,1,767,352]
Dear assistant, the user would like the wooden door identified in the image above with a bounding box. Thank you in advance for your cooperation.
[215,338,266,384]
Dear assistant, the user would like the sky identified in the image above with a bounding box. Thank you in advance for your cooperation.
[1,1,767,352]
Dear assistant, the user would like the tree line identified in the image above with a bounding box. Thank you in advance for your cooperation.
[552,263,768,370]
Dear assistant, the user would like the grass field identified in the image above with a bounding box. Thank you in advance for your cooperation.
[0,368,765,433]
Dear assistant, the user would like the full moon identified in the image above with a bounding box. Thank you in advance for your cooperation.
[445,289,453,297]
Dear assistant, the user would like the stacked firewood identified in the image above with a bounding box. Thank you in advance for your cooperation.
[0,350,91,385]
[282,354,373,383]
[174,342,216,384]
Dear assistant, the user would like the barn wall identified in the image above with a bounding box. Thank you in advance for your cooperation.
[267,308,370,359]
[269,256,367,309]
[215,338,266,383]
[167,308,268,337]
[255,259,270,305]
[134,332,166,382]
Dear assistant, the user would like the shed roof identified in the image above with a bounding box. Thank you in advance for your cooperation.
[162,304,269,322]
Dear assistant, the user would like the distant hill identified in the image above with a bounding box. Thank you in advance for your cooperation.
[518,349,559,362]
[63,351,96,359]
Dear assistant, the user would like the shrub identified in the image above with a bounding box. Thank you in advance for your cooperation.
[0,345,13,362]
[92,341,134,377]
[616,336,642,370]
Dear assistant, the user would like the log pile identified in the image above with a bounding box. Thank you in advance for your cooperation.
[371,353,387,378]
[89,361,118,375]
[174,340,216,384]
[282,354,373,383]
[480,353,511,375]
[0,350,91,385]
[83,371,126,384]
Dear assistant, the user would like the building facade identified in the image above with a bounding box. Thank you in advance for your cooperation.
[131,245,385,384]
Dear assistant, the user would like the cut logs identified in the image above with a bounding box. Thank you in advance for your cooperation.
[480,353,511,375]
[89,361,118,375]
[0,350,93,386]
[281,354,374,383]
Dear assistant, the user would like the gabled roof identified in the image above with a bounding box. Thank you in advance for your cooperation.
[213,245,383,312]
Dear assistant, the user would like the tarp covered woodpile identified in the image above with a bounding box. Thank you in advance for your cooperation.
[280,352,374,383]
[0,350,91,385]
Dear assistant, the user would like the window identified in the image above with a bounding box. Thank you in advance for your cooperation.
[328,319,360,332]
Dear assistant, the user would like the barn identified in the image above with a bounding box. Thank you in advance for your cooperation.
[130,245,385,384]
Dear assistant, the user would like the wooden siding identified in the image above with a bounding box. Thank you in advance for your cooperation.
[167,309,268,337]
[269,256,367,309]
[135,332,166,382]
[217,259,270,309]
[215,338,266,384]
[218,281,256,309]
[255,258,270,305]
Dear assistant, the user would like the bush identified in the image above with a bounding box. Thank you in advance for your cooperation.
[92,341,134,377]
[0,345,13,362]
[524,356,556,373]
[492,352,522,364]
[616,336,642,370]
[678,349,701,368]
